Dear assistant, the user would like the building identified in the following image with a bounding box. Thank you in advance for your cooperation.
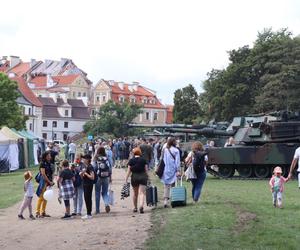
[38,97,90,141]
[28,74,91,105]
[91,79,170,124]
[10,77,43,136]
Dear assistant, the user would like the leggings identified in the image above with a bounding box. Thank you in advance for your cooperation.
[19,196,33,215]
[83,184,93,215]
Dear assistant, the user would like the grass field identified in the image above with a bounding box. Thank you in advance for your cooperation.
[0,167,38,209]
[145,175,300,250]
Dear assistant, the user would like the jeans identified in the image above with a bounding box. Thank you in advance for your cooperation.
[69,153,75,163]
[95,177,110,213]
[83,184,93,215]
[191,171,206,202]
[73,185,84,214]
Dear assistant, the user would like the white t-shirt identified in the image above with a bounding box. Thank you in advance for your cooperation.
[68,143,76,154]
[293,147,300,171]
[25,180,34,197]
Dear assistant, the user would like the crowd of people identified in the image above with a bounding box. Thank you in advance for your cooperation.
[18,135,300,220]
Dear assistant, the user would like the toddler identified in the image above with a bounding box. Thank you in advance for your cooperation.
[269,166,288,208]
[18,171,35,219]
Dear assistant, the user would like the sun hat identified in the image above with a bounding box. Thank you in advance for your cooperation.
[273,166,282,174]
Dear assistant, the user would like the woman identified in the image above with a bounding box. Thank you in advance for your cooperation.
[185,142,207,203]
[161,137,181,208]
[125,147,148,213]
[72,154,84,215]
[57,160,75,219]
[36,151,54,218]
[80,154,95,219]
[92,146,112,214]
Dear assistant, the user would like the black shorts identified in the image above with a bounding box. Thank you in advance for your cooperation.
[131,172,148,187]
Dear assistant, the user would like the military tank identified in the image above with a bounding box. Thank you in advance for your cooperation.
[206,113,300,179]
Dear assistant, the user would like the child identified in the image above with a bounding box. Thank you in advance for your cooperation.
[269,166,288,208]
[18,171,35,220]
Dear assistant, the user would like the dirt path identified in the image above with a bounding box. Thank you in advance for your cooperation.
[0,169,151,250]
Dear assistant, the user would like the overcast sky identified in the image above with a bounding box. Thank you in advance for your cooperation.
[1,0,300,104]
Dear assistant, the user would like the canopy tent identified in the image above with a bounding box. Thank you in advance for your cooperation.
[0,131,19,172]
[15,130,38,166]
[1,127,27,169]
[26,131,46,161]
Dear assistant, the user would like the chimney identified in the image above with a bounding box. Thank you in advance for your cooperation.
[10,56,21,68]
[30,59,36,68]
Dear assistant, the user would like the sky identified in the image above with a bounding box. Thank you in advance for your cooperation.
[1,0,300,104]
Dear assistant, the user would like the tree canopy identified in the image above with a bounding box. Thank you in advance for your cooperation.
[0,73,26,130]
[84,100,143,137]
[175,28,300,122]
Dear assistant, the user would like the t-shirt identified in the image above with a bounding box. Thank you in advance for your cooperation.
[274,176,280,192]
[140,144,153,163]
[49,150,58,164]
[68,143,76,154]
[24,180,34,197]
[82,165,94,186]
[293,147,300,171]
[40,161,53,182]
[59,168,74,181]
[128,157,147,174]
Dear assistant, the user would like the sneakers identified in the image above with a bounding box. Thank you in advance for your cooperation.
[41,213,51,217]
[105,205,110,213]
[18,214,25,220]
[133,208,138,213]
[29,214,36,220]
[61,214,72,219]
[81,214,92,220]
[139,207,144,214]
[71,213,77,216]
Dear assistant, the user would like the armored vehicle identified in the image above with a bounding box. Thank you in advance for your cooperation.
[206,113,300,179]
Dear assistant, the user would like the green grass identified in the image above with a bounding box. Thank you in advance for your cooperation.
[145,176,300,250]
[0,167,38,209]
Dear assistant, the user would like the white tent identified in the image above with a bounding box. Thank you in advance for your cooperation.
[0,131,19,172]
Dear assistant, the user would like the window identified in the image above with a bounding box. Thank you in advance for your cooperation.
[63,134,68,141]
[43,121,47,127]
[91,109,96,116]
[83,92,86,97]
[64,122,68,128]
[146,112,150,120]
[29,123,33,130]
[102,95,106,102]
[73,92,76,97]
[53,133,57,140]
[78,92,81,97]
[65,110,69,116]
[42,133,47,139]
[52,121,57,128]
[22,106,25,114]
[154,112,158,121]
[119,96,125,103]
[130,97,136,103]
[28,107,31,115]
[143,98,147,104]
[96,96,100,102]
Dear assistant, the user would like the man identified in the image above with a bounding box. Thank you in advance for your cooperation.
[140,138,153,169]
[288,146,300,187]
[68,141,76,163]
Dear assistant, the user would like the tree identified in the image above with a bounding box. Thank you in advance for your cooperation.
[173,84,200,124]
[84,100,143,137]
[0,73,26,130]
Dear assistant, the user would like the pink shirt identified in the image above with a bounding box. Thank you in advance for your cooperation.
[269,175,288,192]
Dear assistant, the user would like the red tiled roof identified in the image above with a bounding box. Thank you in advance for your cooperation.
[8,62,30,77]
[29,74,79,88]
[12,77,43,107]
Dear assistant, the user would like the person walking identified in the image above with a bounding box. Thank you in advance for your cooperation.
[161,137,181,208]
[36,151,54,218]
[125,147,148,213]
[80,154,95,219]
[68,141,76,163]
[93,146,112,214]
[72,154,84,215]
[185,142,207,203]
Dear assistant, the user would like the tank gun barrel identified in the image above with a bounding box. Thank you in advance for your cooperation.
[165,127,235,136]
[127,123,208,129]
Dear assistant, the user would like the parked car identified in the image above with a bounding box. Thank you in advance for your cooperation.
[53,140,67,148]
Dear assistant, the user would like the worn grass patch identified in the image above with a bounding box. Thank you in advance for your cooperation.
[0,167,38,209]
[145,176,300,250]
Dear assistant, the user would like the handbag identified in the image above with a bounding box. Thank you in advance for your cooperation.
[155,149,165,178]
[184,164,197,180]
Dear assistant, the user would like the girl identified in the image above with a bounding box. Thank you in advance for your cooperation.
[58,160,75,219]
[18,171,35,220]
[125,147,149,213]
[269,166,288,208]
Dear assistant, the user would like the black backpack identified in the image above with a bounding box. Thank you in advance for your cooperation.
[193,152,206,172]
[96,157,110,178]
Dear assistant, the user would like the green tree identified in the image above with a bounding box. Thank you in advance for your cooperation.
[0,73,26,130]
[173,84,200,124]
[84,100,142,137]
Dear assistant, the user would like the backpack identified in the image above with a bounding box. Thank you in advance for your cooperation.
[192,152,206,172]
[119,142,126,151]
[96,157,110,178]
